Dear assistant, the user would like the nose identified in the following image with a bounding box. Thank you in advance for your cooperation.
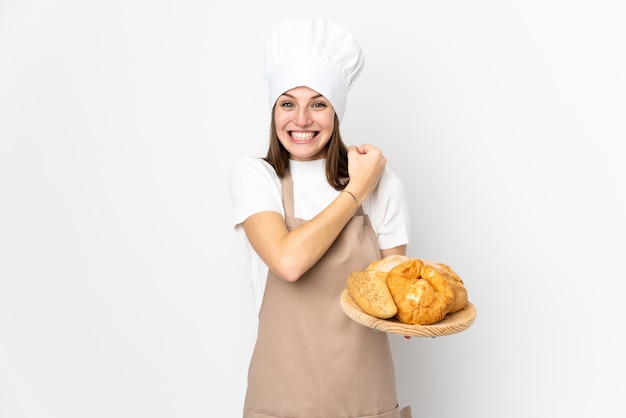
[294,107,312,126]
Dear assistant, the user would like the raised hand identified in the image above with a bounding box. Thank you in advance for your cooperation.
[346,144,387,203]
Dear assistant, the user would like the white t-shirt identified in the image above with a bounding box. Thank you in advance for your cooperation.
[228,156,411,312]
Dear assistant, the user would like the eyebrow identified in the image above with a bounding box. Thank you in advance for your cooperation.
[280,92,324,100]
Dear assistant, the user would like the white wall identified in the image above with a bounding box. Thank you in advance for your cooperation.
[1,1,624,417]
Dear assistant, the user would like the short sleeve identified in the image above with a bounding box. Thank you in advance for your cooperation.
[228,156,284,228]
[365,167,411,251]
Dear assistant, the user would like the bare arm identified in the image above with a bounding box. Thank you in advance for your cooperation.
[381,245,407,258]
[243,144,387,282]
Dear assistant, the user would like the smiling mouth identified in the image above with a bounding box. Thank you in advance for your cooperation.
[290,131,318,142]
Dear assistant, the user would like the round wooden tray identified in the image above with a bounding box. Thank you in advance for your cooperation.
[340,289,477,337]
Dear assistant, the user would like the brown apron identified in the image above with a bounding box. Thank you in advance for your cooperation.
[243,169,412,418]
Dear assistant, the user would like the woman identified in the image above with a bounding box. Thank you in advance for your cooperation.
[229,18,412,418]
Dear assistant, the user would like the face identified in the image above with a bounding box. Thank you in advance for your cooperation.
[273,86,336,161]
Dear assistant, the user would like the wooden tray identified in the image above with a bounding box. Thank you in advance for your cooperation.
[340,289,477,337]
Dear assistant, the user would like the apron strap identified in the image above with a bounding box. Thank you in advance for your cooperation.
[280,168,295,219]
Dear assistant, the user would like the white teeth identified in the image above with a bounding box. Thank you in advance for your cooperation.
[291,132,315,140]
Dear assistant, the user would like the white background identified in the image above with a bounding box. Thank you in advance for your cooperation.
[1,1,625,417]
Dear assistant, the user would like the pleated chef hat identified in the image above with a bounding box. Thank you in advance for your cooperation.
[264,18,365,122]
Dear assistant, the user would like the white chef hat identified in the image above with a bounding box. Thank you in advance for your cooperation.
[264,18,365,122]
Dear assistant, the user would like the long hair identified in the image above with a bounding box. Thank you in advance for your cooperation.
[263,108,350,190]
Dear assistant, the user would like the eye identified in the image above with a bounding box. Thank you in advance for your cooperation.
[279,100,294,108]
[312,101,328,109]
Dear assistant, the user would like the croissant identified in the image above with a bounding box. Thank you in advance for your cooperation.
[381,259,451,325]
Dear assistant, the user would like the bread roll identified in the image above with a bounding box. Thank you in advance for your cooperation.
[386,259,454,325]
[366,254,411,274]
[346,270,397,319]
[422,260,468,313]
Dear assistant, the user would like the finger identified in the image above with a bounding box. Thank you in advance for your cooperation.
[358,144,381,155]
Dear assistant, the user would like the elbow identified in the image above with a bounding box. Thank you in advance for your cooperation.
[275,266,304,283]
[279,272,301,283]
[271,257,307,283]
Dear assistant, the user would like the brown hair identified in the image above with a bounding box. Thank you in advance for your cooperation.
[263,109,349,190]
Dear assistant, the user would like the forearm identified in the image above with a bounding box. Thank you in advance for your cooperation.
[244,190,361,282]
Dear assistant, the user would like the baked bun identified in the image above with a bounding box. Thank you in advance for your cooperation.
[422,260,468,313]
[366,254,411,274]
[386,259,454,325]
[349,254,469,325]
[346,270,397,319]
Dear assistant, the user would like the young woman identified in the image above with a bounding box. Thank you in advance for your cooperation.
[229,18,412,418]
